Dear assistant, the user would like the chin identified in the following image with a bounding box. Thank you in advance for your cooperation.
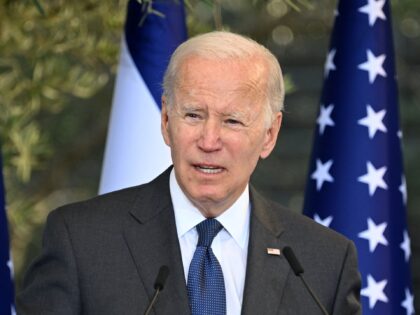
[192,190,224,202]
[188,188,225,203]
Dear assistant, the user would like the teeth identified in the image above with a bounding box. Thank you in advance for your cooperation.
[196,166,223,174]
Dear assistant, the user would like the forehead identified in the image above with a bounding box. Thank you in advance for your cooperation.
[175,55,268,98]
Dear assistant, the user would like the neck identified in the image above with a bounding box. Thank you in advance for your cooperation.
[191,199,235,218]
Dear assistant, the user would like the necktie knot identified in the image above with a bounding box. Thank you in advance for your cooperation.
[196,219,223,247]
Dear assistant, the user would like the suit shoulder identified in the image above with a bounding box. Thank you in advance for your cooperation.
[52,170,169,223]
[258,194,352,249]
[54,185,140,217]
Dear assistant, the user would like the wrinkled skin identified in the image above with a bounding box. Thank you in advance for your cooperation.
[161,56,282,217]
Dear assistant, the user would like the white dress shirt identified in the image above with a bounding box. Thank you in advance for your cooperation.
[169,170,250,315]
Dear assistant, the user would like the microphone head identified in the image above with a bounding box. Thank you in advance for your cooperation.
[154,265,170,291]
[282,246,304,276]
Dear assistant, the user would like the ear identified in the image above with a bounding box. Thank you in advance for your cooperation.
[161,96,171,147]
[260,111,282,159]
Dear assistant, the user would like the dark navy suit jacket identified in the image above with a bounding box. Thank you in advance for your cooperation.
[17,167,361,314]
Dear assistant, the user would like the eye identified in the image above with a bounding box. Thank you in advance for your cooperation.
[185,112,201,119]
[225,118,242,125]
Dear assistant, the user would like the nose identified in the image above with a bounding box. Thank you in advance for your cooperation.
[197,119,222,152]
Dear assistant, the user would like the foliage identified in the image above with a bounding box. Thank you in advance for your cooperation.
[0,0,126,281]
[0,0,124,180]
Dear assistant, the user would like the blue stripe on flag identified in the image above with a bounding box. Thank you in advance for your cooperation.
[303,0,414,314]
[125,0,188,108]
[0,153,15,315]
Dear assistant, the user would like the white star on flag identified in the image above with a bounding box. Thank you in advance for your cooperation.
[397,130,403,139]
[399,175,407,205]
[311,159,334,191]
[358,161,388,196]
[358,217,388,252]
[358,0,386,27]
[324,49,337,77]
[358,50,387,84]
[358,104,387,139]
[400,230,411,262]
[317,104,335,135]
[314,213,333,227]
[7,258,14,278]
[361,274,389,309]
[401,288,415,315]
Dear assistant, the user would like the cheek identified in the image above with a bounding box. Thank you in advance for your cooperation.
[226,136,263,164]
[169,125,197,157]
[167,121,185,144]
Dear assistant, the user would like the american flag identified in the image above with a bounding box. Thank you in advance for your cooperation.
[0,153,15,315]
[303,0,415,314]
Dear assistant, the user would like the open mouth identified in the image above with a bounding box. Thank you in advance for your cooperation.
[194,164,224,174]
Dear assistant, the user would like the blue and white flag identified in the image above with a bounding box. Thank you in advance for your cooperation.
[0,153,15,315]
[303,0,415,314]
[99,0,187,194]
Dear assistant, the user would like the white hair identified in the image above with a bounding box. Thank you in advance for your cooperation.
[162,31,284,124]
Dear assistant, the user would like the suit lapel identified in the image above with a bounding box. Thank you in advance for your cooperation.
[121,171,293,315]
[241,187,292,315]
[122,169,190,314]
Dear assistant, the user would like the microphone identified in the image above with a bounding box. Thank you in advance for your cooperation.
[282,247,330,315]
[144,265,170,315]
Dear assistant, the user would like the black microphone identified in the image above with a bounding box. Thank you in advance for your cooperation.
[282,246,330,315]
[144,265,170,315]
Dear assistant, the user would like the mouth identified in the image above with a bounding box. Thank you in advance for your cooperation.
[193,164,225,174]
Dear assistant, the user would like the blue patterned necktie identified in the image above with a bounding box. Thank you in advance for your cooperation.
[187,218,226,315]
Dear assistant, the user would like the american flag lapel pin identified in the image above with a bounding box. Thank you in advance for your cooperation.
[267,248,281,256]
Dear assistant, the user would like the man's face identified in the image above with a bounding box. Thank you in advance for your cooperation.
[161,56,282,217]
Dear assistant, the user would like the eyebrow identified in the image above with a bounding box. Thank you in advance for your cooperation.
[177,104,204,112]
[175,102,253,124]
[224,111,247,121]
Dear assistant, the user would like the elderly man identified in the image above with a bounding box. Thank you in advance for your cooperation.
[17,31,361,315]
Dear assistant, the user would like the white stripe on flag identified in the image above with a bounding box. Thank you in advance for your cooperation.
[99,38,172,194]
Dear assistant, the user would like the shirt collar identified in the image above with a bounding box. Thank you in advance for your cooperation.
[170,169,250,251]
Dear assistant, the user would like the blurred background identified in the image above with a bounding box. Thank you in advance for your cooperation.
[1,0,418,311]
